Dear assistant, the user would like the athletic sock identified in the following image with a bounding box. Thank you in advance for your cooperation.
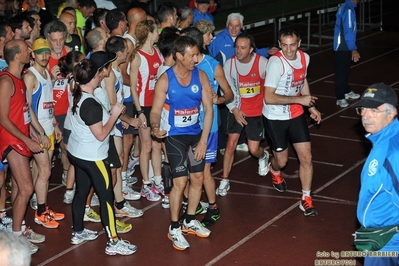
[115,200,126,210]
[302,190,311,200]
[37,204,46,216]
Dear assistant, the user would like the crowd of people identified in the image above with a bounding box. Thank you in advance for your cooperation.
[1,0,397,264]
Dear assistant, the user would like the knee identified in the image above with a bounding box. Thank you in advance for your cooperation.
[300,153,313,167]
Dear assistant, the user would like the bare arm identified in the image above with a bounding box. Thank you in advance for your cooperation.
[120,39,134,86]
[150,73,168,138]
[130,55,147,127]
[264,80,317,107]
[195,70,213,161]
[89,103,124,141]
[214,64,233,104]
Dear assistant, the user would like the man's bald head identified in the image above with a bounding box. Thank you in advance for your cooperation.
[4,39,28,64]
[127,7,146,26]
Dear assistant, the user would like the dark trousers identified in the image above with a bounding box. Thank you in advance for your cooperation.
[334,50,352,100]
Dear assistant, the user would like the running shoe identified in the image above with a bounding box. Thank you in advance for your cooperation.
[21,227,45,243]
[115,202,143,218]
[0,216,12,232]
[201,206,220,227]
[91,193,100,207]
[168,226,190,251]
[125,176,138,185]
[299,196,318,216]
[105,239,137,256]
[62,171,67,186]
[336,99,349,108]
[236,143,249,151]
[46,206,65,221]
[83,208,101,223]
[162,195,170,209]
[116,220,132,234]
[34,210,59,229]
[63,190,75,204]
[182,219,211,238]
[30,193,37,210]
[126,156,139,176]
[345,91,360,100]
[122,186,141,201]
[71,228,99,245]
[0,212,12,229]
[29,242,39,254]
[140,185,161,201]
[270,166,287,192]
[152,181,165,195]
[216,179,230,196]
[195,201,208,215]
[258,149,270,176]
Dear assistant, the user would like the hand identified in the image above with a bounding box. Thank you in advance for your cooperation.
[193,142,207,161]
[151,127,167,139]
[232,108,248,127]
[268,46,279,55]
[309,107,322,124]
[51,65,60,79]
[111,102,124,117]
[130,117,142,129]
[300,95,318,107]
[352,50,360,63]
[55,125,63,143]
[26,138,43,154]
[139,113,147,129]
[40,135,51,150]
[211,92,219,104]
[122,121,129,129]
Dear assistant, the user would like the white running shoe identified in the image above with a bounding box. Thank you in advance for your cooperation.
[168,226,190,251]
[216,179,230,196]
[182,219,211,238]
[71,228,98,245]
[105,239,137,256]
[140,185,161,201]
[122,186,141,201]
[30,193,37,210]
[236,143,249,151]
[162,195,170,209]
[90,194,100,207]
[115,201,143,218]
[345,91,360,99]
[63,190,75,204]
[258,149,270,176]
[336,99,349,108]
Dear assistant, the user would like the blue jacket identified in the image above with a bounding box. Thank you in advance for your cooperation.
[193,9,213,25]
[357,119,399,227]
[208,28,269,63]
[333,0,357,51]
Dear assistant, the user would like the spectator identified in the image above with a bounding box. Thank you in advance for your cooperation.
[333,0,361,107]
[178,5,193,30]
[192,0,213,25]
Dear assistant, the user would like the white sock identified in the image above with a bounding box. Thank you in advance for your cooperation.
[302,190,311,200]
[13,230,22,236]
[153,175,162,185]
[85,205,90,213]
[21,220,26,231]
[121,171,127,180]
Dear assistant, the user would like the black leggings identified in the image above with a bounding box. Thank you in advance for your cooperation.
[67,152,118,242]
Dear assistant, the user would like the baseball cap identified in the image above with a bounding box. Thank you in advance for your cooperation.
[90,51,117,70]
[197,0,210,4]
[353,83,397,108]
[32,38,50,54]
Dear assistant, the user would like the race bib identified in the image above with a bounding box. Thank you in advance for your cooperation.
[23,104,31,124]
[43,101,54,120]
[174,107,199,127]
[239,85,260,98]
[53,78,68,91]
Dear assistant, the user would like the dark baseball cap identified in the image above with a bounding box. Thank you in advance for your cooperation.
[353,83,397,108]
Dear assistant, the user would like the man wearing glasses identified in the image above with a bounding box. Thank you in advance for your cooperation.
[353,83,399,265]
